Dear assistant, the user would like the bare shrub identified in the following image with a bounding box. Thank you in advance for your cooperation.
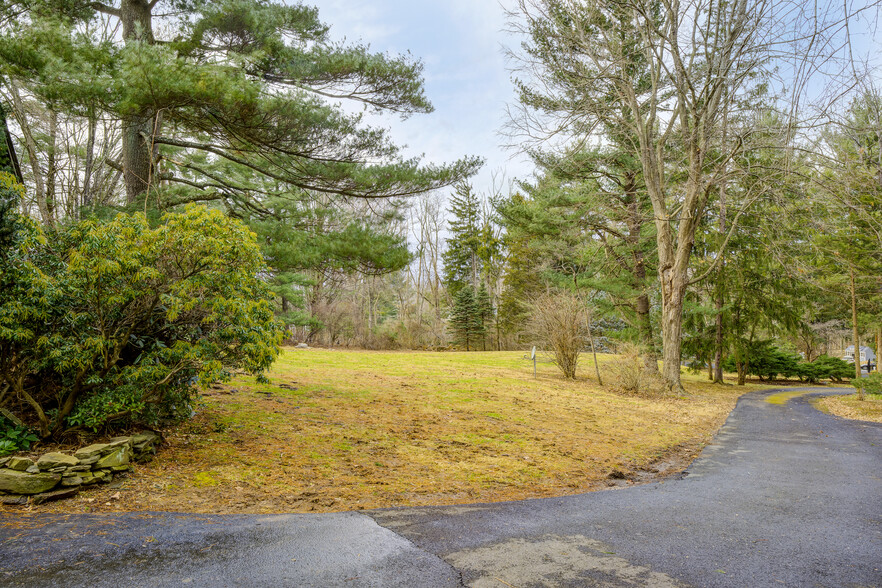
[527,291,587,379]
[607,342,666,396]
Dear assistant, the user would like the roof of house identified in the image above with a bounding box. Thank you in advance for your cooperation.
[844,345,876,360]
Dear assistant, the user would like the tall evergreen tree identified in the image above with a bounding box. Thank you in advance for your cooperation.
[449,286,483,351]
[497,193,544,341]
[442,181,483,299]
[1,0,481,331]
[0,1,481,208]
[475,281,494,351]
[496,144,659,371]
[812,90,882,388]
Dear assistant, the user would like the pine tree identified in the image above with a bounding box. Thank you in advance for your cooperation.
[443,182,482,299]
[497,192,544,342]
[0,1,481,208]
[496,145,659,370]
[812,91,882,391]
[449,286,483,351]
[1,0,480,332]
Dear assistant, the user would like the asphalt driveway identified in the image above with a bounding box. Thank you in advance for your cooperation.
[1,388,880,587]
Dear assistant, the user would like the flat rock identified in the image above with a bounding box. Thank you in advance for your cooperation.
[6,457,34,471]
[37,452,79,470]
[95,447,130,469]
[0,469,60,495]
[60,476,83,487]
[131,432,160,449]
[1,495,27,506]
[75,443,110,460]
[31,487,78,505]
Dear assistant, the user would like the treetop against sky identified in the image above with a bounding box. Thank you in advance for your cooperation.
[308,0,529,200]
[309,0,882,204]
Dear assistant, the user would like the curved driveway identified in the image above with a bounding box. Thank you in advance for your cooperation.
[1,388,880,587]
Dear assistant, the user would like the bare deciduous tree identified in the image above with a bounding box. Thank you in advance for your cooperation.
[528,290,588,379]
[507,0,874,391]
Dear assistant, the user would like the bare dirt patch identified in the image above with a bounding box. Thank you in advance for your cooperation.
[2,350,763,515]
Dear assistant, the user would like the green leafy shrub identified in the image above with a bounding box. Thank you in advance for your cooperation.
[807,355,853,383]
[722,341,801,381]
[723,344,853,383]
[0,416,39,456]
[0,205,283,438]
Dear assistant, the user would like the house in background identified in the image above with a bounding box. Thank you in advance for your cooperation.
[843,345,876,371]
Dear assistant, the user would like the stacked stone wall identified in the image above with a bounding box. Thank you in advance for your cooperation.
[0,432,160,505]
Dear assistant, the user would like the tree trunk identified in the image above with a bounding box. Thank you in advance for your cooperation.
[45,108,57,224]
[587,313,602,386]
[367,281,375,332]
[659,264,688,393]
[849,264,863,399]
[736,361,747,386]
[82,107,98,210]
[642,141,702,394]
[713,293,724,383]
[8,83,50,226]
[876,325,881,373]
[496,295,501,351]
[120,0,157,206]
[714,90,729,384]
[122,112,156,205]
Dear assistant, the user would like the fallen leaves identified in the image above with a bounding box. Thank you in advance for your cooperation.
[817,393,882,423]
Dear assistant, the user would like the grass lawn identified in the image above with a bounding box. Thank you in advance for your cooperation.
[8,349,772,514]
[817,393,882,423]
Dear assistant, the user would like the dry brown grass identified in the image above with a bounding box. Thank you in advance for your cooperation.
[817,393,882,423]
[3,349,765,515]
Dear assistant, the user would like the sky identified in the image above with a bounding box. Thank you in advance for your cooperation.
[307,0,529,201]
[304,0,882,205]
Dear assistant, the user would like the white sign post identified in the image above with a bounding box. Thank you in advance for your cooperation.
[531,346,537,378]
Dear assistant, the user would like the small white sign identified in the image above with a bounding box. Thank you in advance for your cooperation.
[531,346,536,360]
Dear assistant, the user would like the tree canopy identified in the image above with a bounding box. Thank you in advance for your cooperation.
[0,0,481,208]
